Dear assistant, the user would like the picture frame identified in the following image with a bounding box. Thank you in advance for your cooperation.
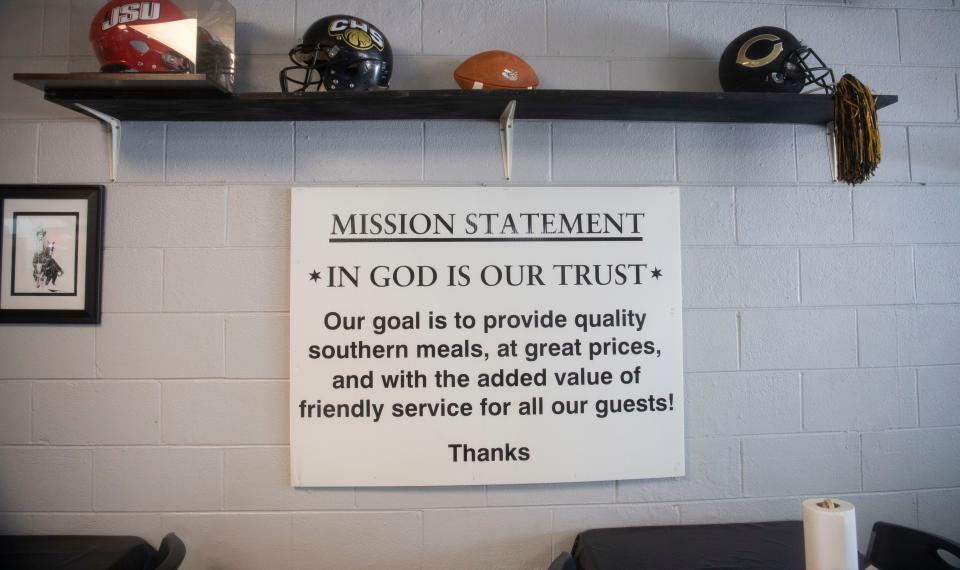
[0,185,104,324]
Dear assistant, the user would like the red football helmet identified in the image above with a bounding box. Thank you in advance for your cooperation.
[90,0,195,72]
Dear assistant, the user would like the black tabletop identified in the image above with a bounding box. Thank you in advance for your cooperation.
[571,521,807,570]
[0,535,157,570]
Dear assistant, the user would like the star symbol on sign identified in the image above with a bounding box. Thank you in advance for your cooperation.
[651,267,663,279]
[309,269,322,283]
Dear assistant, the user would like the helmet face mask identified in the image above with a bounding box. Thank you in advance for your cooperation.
[787,46,835,93]
[279,45,328,92]
[719,26,835,94]
[280,15,392,94]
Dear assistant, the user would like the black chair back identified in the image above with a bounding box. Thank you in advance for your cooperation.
[866,522,960,570]
[154,532,186,570]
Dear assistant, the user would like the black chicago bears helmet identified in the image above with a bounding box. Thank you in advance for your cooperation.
[719,26,834,94]
[280,14,392,93]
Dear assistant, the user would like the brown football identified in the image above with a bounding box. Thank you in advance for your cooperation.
[454,50,539,90]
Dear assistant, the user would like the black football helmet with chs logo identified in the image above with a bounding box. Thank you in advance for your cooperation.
[719,26,834,94]
[280,14,392,93]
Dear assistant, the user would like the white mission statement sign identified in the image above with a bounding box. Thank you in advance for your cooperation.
[290,187,684,487]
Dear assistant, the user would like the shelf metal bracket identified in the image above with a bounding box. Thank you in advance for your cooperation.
[826,121,838,183]
[499,100,517,180]
[75,103,121,182]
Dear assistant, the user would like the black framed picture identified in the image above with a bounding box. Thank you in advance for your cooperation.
[0,185,104,324]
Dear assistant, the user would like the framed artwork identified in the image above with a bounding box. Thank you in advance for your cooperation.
[0,185,104,324]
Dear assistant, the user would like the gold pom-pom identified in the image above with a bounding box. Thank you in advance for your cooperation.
[833,74,881,185]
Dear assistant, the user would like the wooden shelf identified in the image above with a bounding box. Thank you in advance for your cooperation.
[15,73,897,124]
[13,72,898,182]
[14,73,229,93]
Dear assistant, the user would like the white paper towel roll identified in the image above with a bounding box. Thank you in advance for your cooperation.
[803,498,858,570]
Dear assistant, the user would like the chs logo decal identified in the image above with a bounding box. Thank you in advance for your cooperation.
[328,18,385,51]
[101,2,161,31]
[501,68,519,81]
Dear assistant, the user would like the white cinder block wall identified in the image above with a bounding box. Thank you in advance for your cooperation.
[1,0,959,568]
